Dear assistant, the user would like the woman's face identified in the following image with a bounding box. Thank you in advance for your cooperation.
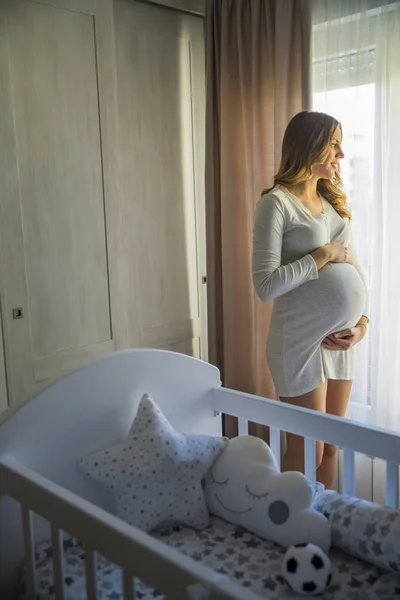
[312,125,344,181]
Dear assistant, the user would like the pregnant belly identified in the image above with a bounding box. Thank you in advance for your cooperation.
[317,263,366,331]
[274,263,366,340]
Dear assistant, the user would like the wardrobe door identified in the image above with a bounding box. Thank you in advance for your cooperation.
[114,0,207,361]
[0,0,126,406]
[0,310,7,416]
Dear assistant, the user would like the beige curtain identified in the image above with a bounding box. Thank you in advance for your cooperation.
[205,0,312,438]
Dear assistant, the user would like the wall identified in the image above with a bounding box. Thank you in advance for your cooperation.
[142,0,205,15]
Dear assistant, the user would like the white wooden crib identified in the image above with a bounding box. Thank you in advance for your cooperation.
[0,349,399,600]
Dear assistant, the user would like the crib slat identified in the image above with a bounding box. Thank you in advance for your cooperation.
[238,417,248,436]
[123,571,136,600]
[269,427,281,470]
[342,448,355,496]
[21,506,36,600]
[85,548,98,600]
[386,461,399,508]
[51,526,65,600]
[304,438,316,483]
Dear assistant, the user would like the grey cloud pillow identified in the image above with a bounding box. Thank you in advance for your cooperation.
[79,394,228,532]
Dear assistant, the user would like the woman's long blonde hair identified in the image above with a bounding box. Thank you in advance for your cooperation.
[263,111,351,220]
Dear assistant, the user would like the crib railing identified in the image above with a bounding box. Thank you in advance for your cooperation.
[212,387,400,508]
[2,387,400,600]
[0,457,260,600]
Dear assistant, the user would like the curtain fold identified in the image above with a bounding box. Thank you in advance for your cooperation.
[312,0,400,431]
[205,0,311,437]
[372,2,400,430]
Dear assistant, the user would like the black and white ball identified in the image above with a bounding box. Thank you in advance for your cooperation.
[282,543,332,595]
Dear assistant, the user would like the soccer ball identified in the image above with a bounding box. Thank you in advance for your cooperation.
[282,543,332,595]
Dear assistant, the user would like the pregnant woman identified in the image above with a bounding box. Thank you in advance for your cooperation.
[252,111,369,489]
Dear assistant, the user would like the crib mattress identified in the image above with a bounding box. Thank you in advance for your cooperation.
[23,517,399,600]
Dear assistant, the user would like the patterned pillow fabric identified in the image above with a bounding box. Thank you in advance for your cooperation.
[314,490,400,572]
[79,394,228,532]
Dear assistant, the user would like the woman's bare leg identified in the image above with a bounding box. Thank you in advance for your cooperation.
[280,381,327,474]
[317,379,353,489]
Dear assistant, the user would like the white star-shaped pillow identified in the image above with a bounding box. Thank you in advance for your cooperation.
[79,394,227,532]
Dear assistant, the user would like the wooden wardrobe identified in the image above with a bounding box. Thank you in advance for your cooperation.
[0,0,206,414]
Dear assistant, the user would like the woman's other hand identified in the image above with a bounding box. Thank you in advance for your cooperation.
[311,240,348,270]
[325,240,348,263]
[321,324,366,351]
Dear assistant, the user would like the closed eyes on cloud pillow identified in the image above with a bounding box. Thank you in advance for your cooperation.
[204,435,331,553]
[79,394,228,532]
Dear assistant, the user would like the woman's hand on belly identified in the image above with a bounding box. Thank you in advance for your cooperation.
[321,325,366,351]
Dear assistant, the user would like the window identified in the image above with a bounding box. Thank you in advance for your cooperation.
[312,1,400,431]
[312,65,375,413]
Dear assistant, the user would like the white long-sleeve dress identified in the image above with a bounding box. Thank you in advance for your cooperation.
[252,184,369,398]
